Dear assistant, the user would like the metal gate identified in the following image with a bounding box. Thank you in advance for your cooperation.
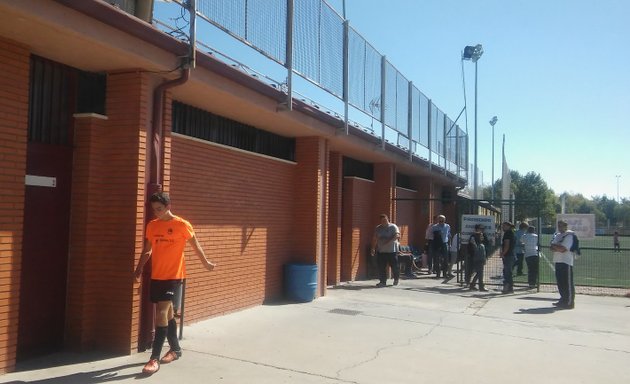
[452,199,544,292]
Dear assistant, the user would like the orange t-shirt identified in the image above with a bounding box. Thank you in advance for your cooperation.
[146,216,194,280]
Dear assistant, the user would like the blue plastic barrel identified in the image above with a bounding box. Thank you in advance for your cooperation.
[284,263,318,302]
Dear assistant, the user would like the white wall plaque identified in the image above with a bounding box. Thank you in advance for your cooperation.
[25,175,57,187]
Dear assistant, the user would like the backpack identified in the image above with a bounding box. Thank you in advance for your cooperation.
[468,234,486,261]
[570,233,581,255]
[473,243,486,262]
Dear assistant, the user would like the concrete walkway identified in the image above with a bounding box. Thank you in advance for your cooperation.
[2,277,629,384]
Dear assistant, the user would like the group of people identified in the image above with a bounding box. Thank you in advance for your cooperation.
[370,213,577,310]
[371,213,459,286]
[135,198,580,375]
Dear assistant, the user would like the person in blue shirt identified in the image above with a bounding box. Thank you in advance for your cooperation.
[431,215,451,278]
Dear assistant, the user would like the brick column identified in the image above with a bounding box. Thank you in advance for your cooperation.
[373,163,396,221]
[414,177,435,239]
[0,37,29,374]
[294,137,328,296]
[327,152,342,285]
[66,114,108,350]
[65,71,150,354]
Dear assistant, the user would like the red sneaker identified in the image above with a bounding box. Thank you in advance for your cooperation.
[160,349,182,364]
[142,359,160,374]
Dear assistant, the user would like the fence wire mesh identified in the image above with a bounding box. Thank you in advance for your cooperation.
[348,27,381,120]
[451,200,630,296]
[162,0,468,177]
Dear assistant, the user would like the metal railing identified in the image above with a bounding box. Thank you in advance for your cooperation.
[152,0,468,181]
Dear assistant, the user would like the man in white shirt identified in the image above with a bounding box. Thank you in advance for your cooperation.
[424,216,437,274]
[431,215,451,278]
[447,232,460,278]
[522,226,539,289]
[550,220,575,309]
[371,214,401,287]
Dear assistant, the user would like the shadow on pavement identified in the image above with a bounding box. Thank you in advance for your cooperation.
[514,306,557,315]
[516,296,557,302]
[2,363,145,384]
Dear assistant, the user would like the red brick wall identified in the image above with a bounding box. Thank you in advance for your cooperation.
[396,187,420,246]
[170,135,296,322]
[414,178,434,242]
[66,71,149,354]
[373,163,395,220]
[293,137,327,262]
[0,37,29,373]
[341,177,374,281]
[294,137,328,297]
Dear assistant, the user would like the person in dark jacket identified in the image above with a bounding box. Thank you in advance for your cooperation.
[500,221,516,294]
[468,224,489,291]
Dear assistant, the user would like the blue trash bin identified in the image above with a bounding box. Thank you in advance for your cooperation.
[284,263,317,302]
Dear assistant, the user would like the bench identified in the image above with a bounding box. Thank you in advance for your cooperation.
[398,245,425,275]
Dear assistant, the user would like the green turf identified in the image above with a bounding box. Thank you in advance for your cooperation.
[516,234,630,288]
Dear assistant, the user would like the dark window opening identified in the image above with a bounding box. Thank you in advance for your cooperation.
[172,101,295,161]
[77,71,106,115]
[396,173,412,189]
[343,157,373,180]
[28,55,106,145]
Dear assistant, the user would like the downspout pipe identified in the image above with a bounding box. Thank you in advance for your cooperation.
[150,67,190,192]
[139,66,190,352]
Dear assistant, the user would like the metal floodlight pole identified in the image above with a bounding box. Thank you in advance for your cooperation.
[474,60,478,199]
[462,44,483,199]
[490,115,498,203]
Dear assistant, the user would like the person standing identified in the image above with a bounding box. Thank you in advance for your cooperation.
[447,231,460,278]
[613,231,620,252]
[500,221,516,294]
[468,224,489,291]
[550,220,575,309]
[371,214,401,287]
[522,226,539,289]
[134,192,216,375]
[513,222,529,276]
[431,215,451,278]
[424,215,438,274]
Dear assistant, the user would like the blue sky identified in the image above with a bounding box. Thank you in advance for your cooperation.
[327,0,629,200]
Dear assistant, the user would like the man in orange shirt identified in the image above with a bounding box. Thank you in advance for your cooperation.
[134,192,216,375]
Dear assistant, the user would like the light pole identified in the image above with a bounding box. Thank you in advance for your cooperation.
[463,44,484,199]
[616,175,621,202]
[489,116,498,203]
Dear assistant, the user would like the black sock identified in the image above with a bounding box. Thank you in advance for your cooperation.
[150,326,168,360]
[167,318,181,352]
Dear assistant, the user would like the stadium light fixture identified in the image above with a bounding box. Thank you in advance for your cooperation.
[462,44,484,199]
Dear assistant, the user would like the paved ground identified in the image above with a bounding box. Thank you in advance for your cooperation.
[2,276,629,384]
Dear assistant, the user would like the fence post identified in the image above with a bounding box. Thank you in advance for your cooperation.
[284,0,294,111]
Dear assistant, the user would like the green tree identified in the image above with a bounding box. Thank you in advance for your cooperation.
[614,201,630,227]
[592,196,619,226]
[511,171,556,223]
[482,170,555,224]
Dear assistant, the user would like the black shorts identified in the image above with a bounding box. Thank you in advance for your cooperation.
[150,279,183,303]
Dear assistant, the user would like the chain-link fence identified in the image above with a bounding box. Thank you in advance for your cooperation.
[455,200,630,296]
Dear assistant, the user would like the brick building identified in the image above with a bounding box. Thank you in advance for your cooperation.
[0,0,464,373]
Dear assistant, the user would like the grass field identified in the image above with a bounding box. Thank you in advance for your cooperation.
[522,234,630,289]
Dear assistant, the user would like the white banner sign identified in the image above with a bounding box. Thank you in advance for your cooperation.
[557,214,595,240]
[461,215,496,245]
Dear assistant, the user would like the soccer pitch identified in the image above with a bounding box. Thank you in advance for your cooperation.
[524,234,630,289]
